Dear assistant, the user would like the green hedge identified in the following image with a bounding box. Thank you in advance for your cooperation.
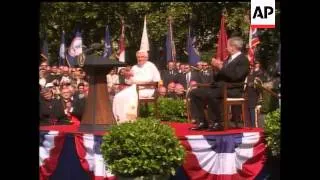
[264,108,280,157]
[101,118,186,177]
[261,90,279,114]
[139,97,187,122]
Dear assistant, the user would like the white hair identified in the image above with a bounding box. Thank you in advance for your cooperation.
[228,37,244,50]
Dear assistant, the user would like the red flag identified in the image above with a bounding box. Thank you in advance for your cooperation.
[248,27,260,65]
[215,14,229,61]
[118,19,125,63]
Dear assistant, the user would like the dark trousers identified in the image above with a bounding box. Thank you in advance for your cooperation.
[190,87,242,126]
[190,87,222,126]
[249,108,255,127]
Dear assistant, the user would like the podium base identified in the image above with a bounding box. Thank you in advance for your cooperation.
[78,124,113,133]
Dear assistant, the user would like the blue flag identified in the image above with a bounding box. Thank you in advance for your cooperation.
[103,25,112,58]
[187,26,200,66]
[59,30,66,66]
[166,18,176,62]
[66,31,82,67]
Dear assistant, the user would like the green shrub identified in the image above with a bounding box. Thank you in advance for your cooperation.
[101,117,186,177]
[139,97,187,122]
[261,91,279,114]
[264,108,280,157]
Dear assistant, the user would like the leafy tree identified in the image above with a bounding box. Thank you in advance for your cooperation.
[40,2,280,74]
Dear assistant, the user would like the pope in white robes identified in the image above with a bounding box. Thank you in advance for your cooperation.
[112,50,161,124]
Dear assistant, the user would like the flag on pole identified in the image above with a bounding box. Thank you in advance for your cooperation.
[118,19,125,63]
[59,30,66,66]
[103,25,112,58]
[66,31,82,67]
[248,27,260,65]
[165,16,176,62]
[140,15,149,51]
[215,13,229,61]
[68,31,83,57]
[186,25,200,66]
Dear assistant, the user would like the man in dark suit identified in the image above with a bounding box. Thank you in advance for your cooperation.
[161,61,178,87]
[176,64,201,89]
[190,37,249,131]
[40,88,58,123]
[46,64,62,83]
[53,87,85,122]
[247,61,264,127]
[199,62,214,84]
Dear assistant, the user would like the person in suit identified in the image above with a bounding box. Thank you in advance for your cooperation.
[40,88,58,123]
[176,64,201,89]
[189,37,249,131]
[199,62,214,84]
[247,61,264,127]
[46,64,62,83]
[161,61,178,87]
[53,87,85,123]
[166,82,176,99]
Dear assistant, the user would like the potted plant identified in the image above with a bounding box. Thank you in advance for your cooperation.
[101,117,185,180]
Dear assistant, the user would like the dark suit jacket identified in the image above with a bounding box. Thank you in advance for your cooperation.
[53,97,86,122]
[247,69,264,107]
[199,69,214,84]
[177,71,201,89]
[212,53,249,98]
[161,69,178,87]
[46,73,61,83]
[39,98,57,121]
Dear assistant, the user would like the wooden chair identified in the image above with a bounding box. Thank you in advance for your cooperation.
[222,81,248,130]
[135,82,159,118]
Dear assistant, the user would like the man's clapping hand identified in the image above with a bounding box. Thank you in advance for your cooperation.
[211,58,223,70]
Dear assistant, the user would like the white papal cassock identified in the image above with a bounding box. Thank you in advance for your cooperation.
[112,61,161,124]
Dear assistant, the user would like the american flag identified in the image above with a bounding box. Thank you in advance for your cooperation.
[248,27,260,65]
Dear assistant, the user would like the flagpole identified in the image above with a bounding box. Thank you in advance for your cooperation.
[169,16,175,62]
[65,53,71,68]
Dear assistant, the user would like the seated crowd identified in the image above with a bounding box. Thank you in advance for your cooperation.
[40,37,265,130]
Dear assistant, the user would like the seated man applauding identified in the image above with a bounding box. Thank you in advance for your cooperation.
[190,37,249,131]
[112,50,161,124]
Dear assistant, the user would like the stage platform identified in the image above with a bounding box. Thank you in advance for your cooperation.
[40,123,266,180]
[40,122,263,136]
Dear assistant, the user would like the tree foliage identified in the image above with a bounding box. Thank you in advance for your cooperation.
[40,2,280,73]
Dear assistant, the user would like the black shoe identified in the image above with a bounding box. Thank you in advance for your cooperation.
[207,123,224,131]
[190,123,208,131]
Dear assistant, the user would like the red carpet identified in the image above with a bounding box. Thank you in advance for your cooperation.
[40,122,263,137]
[167,122,263,138]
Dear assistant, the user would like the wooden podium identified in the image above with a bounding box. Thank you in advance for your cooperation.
[78,55,125,132]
